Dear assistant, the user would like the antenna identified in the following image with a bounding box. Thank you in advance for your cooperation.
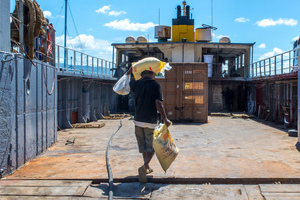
[64,0,68,68]
[211,0,214,42]
[182,1,187,16]
[159,8,160,25]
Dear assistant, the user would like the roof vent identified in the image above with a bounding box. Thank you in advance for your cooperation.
[126,36,136,43]
[219,37,231,43]
[137,36,147,43]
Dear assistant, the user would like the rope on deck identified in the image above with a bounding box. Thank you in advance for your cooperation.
[105,114,125,200]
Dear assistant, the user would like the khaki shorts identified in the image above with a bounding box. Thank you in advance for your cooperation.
[135,126,154,153]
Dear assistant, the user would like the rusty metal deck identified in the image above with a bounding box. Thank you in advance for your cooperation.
[4,116,300,183]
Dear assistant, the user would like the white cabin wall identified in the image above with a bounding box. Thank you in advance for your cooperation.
[172,45,182,62]
[158,45,173,62]
[184,44,194,62]
[194,45,203,62]
[172,43,195,62]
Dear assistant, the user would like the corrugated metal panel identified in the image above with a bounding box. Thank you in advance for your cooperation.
[0,52,57,176]
[57,78,116,128]
[157,62,208,123]
[0,52,13,176]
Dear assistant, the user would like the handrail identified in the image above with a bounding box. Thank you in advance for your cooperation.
[251,47,299,78]
[10,23,116,79]
[54,44,116,79]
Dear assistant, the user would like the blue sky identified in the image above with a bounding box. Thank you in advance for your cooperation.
[11,0,300,62]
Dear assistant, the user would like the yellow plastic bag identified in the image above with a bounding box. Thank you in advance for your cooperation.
[153,124,179,172]
[132,57,167,80]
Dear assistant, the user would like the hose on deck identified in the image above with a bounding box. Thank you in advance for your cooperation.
[105,114,125,200]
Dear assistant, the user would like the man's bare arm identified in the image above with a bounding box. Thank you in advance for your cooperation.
[155,100,171,127]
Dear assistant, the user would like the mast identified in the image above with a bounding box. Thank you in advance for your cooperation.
[64,0,68,68]
[182,1,187,16]
[211,0,213,42]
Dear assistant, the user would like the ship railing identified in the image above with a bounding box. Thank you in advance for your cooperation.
[251,47,299,78]
[55,44,116,79]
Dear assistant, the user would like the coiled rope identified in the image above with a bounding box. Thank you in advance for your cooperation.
[105,114,125,200]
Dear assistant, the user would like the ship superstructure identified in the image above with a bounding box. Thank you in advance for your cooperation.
[112,1,255,119]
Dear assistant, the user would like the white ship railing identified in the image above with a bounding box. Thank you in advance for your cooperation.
[251,47,299,78]
[55,44,116,78]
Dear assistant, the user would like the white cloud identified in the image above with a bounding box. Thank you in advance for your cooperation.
[256,18,298,27]
[293,36,299,41]
[43,11,53,18]
[104,19,157,31]
[54,15,64,19]
[258,43,266,49]
[95,5,126,16]
[235,17,249,23]
[56,34,112,61]
[95,5,111,14]
[108,11,127,17]
[216,35,229,39]
[259,47,283,60]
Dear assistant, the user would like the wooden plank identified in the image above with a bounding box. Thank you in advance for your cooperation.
[260,184,300,193]
[72,123,105,128]
[262,193,300,199]
[211,113,256,118]
[243,185,264,200]
[0,197,104,200]
[0,186,82,196]
[101,114,131,120]
[151,184,248,200]
[0,180,97,199]
[0,180,91,187]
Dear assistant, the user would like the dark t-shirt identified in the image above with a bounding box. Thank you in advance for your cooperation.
[130,77,163,124]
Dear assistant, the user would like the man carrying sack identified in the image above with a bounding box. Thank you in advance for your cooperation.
[126,63,171,183]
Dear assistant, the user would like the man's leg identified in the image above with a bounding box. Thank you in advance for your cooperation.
[136,127,155,182]
[135,126,149,182]
[143,152,154,170]
[138,151,154,182]
[143,127,155,172]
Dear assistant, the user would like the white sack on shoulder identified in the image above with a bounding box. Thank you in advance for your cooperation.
[159,63,172,77]
[113,74,131,95]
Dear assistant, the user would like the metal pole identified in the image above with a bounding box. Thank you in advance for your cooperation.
[281,54,283,74]
[159,9,160,25]
[211,0,213,42]
[263,60,266,76]
[269,58,271,76]
[274,56,277,75]
[182,43,184,63]
[112,46,115,68]
[0,0,10,52]
[57,46,60,69]
[64,0,68,69]
[251,46,254,78]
